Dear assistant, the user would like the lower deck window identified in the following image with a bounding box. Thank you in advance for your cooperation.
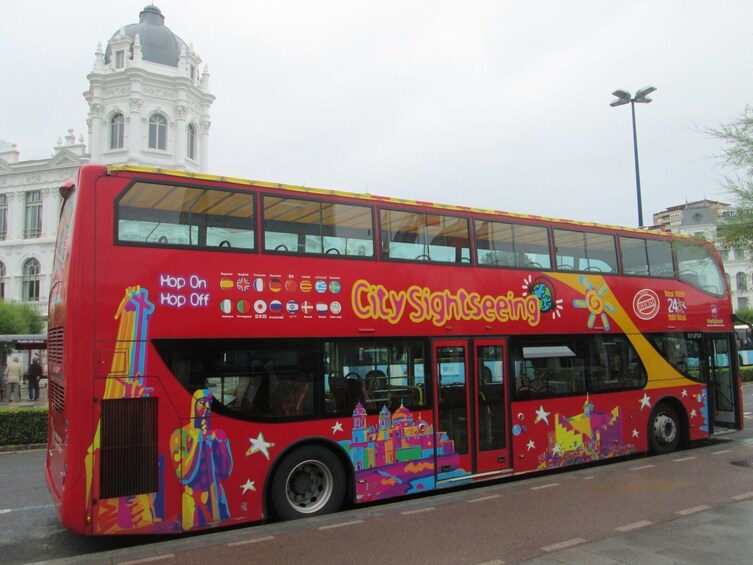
[154,337,430,421]
[510,334,646,400]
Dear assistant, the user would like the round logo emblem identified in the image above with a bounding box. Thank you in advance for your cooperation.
[633,289,660,320]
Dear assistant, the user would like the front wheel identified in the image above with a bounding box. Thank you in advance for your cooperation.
[649,403,680,454]
[270,446,346,520]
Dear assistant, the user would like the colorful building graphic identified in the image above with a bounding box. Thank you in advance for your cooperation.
[339,402,462,502]
[537,395,635,469]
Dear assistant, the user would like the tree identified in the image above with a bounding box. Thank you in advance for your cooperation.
[0,301,43,358]
[707,106,753,249]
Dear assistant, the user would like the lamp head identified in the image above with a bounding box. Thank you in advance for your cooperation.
[610,89,631,107]
[634,86,656,103]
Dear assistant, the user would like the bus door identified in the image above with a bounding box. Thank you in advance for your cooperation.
[708,335,741,429]
[433,339,511,482]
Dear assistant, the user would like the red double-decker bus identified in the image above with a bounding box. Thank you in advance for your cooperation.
[46,164,742,535]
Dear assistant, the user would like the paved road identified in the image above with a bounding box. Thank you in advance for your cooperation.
[2,384,752,564]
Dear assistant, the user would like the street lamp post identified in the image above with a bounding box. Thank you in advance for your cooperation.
[610,86,656,228]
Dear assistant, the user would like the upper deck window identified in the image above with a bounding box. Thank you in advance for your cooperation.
[554,229,618,273]
[263,195,374,257]
[675,240,727,296]
[117,181,256,250]
[620,236,674,278]
[475,220,551,269]
[381,209,470,264]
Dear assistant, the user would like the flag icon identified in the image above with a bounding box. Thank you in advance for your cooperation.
[254,300,267,314]
[220,278,234,290]
[285,279,297,292]
[316,302,328,314]
[299,280,313,293]
[330,301,342,315]
[270,300,283,312]
[329,281,341,294]
[220,299,232,313]
[269,278,282,292]
[301,300,314,315]
[253,278,265,292]
[237,299,251,314]
[286,300,299,314]
[237,277,251,292]
[315,280,327,293]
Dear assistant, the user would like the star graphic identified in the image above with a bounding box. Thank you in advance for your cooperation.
[535,405,551,425]
[331,421,344,435]
[246,432,275,459]
[241,479,256,494]
[639,393,651,411]
[526,439,536,451]
[681,389,688,398]
[690,409,697,418]
[632,428,639,438]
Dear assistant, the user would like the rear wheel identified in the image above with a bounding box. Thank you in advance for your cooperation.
[649,403,680,454]
[271,446,345,520]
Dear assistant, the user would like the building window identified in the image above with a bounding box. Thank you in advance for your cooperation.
[24,190,42,238]
[148,114,167,150]
[738,297,750,311]
[115,50,125,69]
[735,248,746,261]
[0,194,7,240]
[719,249,729,261]
[737,272,748,291]
[22,258,41,302]
[186,124,196,160]
[0,261,5,300]
[110,113,125,149]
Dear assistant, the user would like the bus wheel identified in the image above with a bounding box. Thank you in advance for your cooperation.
[649,403,680,454]
[271,446,345,520]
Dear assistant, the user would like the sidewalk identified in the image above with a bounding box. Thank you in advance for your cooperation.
[0,379,48,409]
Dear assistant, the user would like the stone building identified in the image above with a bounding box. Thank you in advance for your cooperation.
[0,5,213,331]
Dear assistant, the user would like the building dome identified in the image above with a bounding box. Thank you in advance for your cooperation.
[104,5,188,67]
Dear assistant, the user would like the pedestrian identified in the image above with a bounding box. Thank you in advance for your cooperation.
[4,357,23,403]
[29,355,43,401]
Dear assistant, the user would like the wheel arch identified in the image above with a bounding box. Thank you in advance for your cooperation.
[262,436,356,520]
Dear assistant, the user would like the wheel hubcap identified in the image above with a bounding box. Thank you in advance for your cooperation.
[285,459,333,514]
[654,413,677,444]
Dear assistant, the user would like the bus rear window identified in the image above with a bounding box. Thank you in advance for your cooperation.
[116,181,256,250]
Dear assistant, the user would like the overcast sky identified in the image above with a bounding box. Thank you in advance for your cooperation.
[3,1,753,227]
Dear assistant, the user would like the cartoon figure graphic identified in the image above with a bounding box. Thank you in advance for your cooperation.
[170,389,233,530]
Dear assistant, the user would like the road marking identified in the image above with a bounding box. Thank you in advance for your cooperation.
[542,538,586,552]
[712,449,732,455]
[228,535,275,546]
[580,475,595,480]
[616,520,653,532]
[468,494,501,503]
[475,560,505,565]
[530,483,559,490]
[0,503,54,514]
[676,505,710,516]
[400,507,436,515]
[629,464,655,471]
[732,492,753,501]
[672,456,696,462]
[318,519,365,530]
[118,556,175,565]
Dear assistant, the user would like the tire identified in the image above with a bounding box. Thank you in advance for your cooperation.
[270,446,345,520]
[649,403,680,454]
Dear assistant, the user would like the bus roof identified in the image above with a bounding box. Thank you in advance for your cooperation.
[104,164,690,239]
